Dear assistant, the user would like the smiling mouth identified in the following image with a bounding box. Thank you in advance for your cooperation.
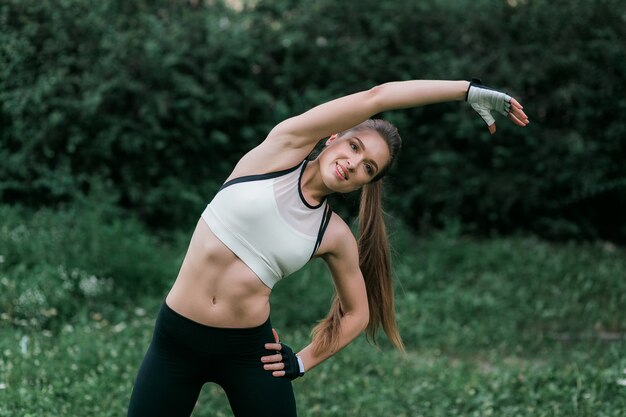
[335,163,348,180]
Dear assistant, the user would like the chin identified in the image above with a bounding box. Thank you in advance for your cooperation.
[319,176,341,195]
[333,181,359,195]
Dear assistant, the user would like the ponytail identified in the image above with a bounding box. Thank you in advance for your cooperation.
[310,180,405,356]
[310,119,404,356]
[357,180,405,352]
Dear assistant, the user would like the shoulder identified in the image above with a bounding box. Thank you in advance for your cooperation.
[316,212,365,294]
[316,212,359,263]
[224,135,316,182]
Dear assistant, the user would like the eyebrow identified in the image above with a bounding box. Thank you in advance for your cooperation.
[354,136,379,173]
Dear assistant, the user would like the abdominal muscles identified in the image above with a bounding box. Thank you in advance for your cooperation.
[165,218,272,329]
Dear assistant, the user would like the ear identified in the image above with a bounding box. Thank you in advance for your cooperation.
[325,133,339,146]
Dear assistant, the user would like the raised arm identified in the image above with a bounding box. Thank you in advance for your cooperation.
[236,79,527,177]
[267,80,471,150]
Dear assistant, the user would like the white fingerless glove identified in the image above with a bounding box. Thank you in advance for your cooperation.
[465,78,512,127]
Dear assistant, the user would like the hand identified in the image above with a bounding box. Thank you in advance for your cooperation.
[466,78,529,134]
[261,328,304,380]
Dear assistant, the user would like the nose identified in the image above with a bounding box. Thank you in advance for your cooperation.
[345,159,355,171]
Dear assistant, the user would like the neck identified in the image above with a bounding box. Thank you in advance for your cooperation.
[300,159,333,204]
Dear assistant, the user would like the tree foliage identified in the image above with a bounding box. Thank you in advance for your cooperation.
[1,0,625,241]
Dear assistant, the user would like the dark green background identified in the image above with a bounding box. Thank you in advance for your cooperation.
[2,0,625,241]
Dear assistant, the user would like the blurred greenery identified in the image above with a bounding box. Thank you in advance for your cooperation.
[0,202,180,330]
[0,202,625,416]
[1,0,625,415]
[1,0,625,241]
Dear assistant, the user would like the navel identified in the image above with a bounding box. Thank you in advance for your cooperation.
[212,296,217,305]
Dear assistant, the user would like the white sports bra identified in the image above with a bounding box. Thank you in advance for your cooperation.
[201,160,333,289]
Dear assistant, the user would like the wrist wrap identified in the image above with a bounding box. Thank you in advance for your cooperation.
[466,78,512,127]
[279,342,305,380]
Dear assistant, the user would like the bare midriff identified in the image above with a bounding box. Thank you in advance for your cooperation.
[166,218,272,329]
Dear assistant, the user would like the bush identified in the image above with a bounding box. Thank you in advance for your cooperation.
[0,199,180,329]
[1,0,625,241]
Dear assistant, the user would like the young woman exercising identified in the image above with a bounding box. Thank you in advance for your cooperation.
[127,79,529,416]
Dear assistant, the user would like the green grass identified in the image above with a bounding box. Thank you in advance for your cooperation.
[0,203,624,416]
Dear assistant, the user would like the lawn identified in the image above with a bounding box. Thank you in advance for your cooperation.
[0,203,624,416]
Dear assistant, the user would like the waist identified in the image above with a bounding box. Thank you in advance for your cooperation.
[155,301,274,355]
[166,286,271,328]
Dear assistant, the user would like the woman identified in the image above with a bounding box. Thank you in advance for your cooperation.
[127,79,529,417]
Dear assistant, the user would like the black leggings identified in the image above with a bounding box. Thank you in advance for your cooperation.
[127,302,297,417]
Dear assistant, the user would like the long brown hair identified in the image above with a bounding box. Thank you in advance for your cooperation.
[310,119,405,356]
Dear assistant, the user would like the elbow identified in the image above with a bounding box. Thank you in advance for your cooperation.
[366,84,387,112]
[346,309,369,332]
[366,84,386,112]
[368,84,385,96]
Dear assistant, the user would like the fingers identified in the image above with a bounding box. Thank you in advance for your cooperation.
[261,334,290,377]
[263,358,287,377]
[510,97,524,110]
[509,97,529,125]
[508,111,528,127]
[261,348,287,377]
[263,361,285,371]
[264,342,281,351]
[261,352,282,363]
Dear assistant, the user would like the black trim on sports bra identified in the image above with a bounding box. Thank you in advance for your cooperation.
[219,162,302,191]
[310,204,333,259]
[298,160,326,209]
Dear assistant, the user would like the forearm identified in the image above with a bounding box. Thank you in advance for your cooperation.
[268,79,470,147]
[296,313,367,373]
[372,79,470,111]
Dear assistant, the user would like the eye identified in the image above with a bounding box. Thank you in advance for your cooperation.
[365,164,373,175]
[350,142,358,151]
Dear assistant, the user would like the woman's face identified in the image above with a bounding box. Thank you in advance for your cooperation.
[318,129,391,193]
